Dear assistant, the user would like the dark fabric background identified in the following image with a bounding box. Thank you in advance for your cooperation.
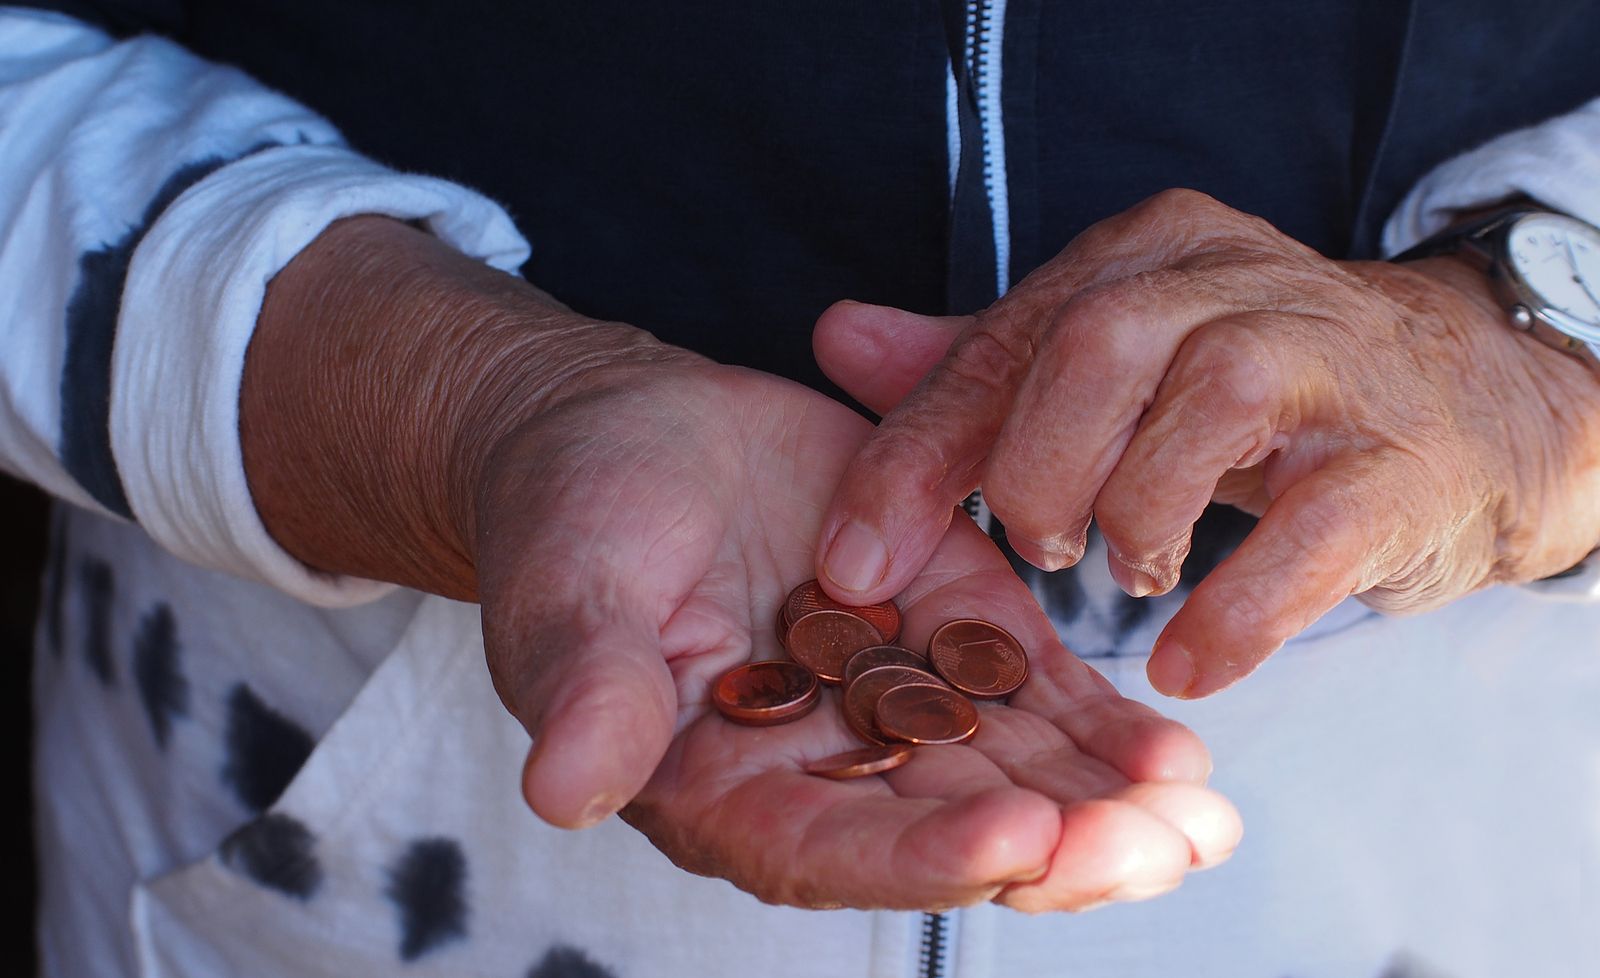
[0,476,43,973]
[20,0,1600,388]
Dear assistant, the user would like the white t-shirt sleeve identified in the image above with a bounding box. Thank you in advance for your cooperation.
[0,8,530,606]
[1382,97,1600,250]
[1381,96,1600,601]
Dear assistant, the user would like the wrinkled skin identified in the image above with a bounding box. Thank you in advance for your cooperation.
[814,189,1600,698]
[475,361,1240,911]
[247,217,1241,912]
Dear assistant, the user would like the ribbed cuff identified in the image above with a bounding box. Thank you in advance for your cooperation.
[111,144,531,606]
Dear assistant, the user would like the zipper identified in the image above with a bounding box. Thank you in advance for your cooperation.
[961,487,993,537]
[965,0,1011,298]
[918,911,951,978]
[925,8,1008,977]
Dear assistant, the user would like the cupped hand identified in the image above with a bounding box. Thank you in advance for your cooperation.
[244,214,1237,912]
[813,189,1600,699]
[475,360,1239,910]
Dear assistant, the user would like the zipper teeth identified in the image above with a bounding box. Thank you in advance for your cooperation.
[960,488,993,536]
[918,912,949,978]
[970,0,1010,297]
[968,0,990,84]
[964,1,984,76]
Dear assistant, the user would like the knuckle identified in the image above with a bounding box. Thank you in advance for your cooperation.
[1122,188,1289,256]
[1055,287,1149,373]
[851,324,1036,501]
[1284,492,1361,560]
[1181,324,1278,420]
[1136,187,1220,224]
[950,320,1037,385]
[857,427,959,497]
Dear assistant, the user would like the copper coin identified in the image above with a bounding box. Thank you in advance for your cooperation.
[842,665,945,745]
[712,660,819,726]
[786,609,882,685]
[843,645,933,687]
[874,683,980,745]
[804,744,914,780]
[927,618,1029,700]
[775,603,792,650]
[784,579,903,644]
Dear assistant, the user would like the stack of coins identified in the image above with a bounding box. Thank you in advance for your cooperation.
[712,580,1031,780]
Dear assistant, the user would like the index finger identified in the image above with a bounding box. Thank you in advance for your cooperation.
[813,191,1255,607]
[812,263,1137,607]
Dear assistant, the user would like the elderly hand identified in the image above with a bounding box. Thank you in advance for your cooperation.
[240,215,1240,912]
[813,190,1600,698]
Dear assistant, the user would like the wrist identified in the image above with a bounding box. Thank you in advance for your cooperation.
[1355,255,1600,581]
[242,215,688,599]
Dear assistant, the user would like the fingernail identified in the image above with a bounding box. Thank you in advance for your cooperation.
[1108,555,1159,598]
[575,792,622,828]
[1147,640,1194,697]
[1195,845,1237,870]
[823,520,890,593]
[1022,529,1086,572]
[1015,538,1070,572]
[1108,879,1182,902]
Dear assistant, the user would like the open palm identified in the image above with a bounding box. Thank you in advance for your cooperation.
[474,360,1239,911]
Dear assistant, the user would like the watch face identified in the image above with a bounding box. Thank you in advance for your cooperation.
[1506,212,1600,329]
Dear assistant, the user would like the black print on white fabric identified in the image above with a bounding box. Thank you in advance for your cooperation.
[1110,589,1155,642]
[58,142,280,516]
[219,812,323,900]
[987,517,1088,623]
[527,945,618,978]
[386,837,469,961]
[133,603,188,748]
[44,511,67,658]
[79,557,116,684]
[221,684,314,814]
[993,503,1258,658]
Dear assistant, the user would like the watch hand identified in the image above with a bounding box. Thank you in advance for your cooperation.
[1563,234,1600,311]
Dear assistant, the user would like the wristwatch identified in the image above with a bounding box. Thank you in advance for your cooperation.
[1392,206,1600,365]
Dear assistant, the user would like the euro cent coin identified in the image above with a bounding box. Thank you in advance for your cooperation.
[842,645,932,686]
[804,744,914,780]
[784,579,903,644]
[874,683,980,745]
[841,664,943,745]
[712,660,819,726]
[927,618,1028,700]
[775,603,793,650]
[786,609,882,685]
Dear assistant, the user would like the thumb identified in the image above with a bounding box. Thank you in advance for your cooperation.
[490,591,677,829]
[813,300,970,415]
